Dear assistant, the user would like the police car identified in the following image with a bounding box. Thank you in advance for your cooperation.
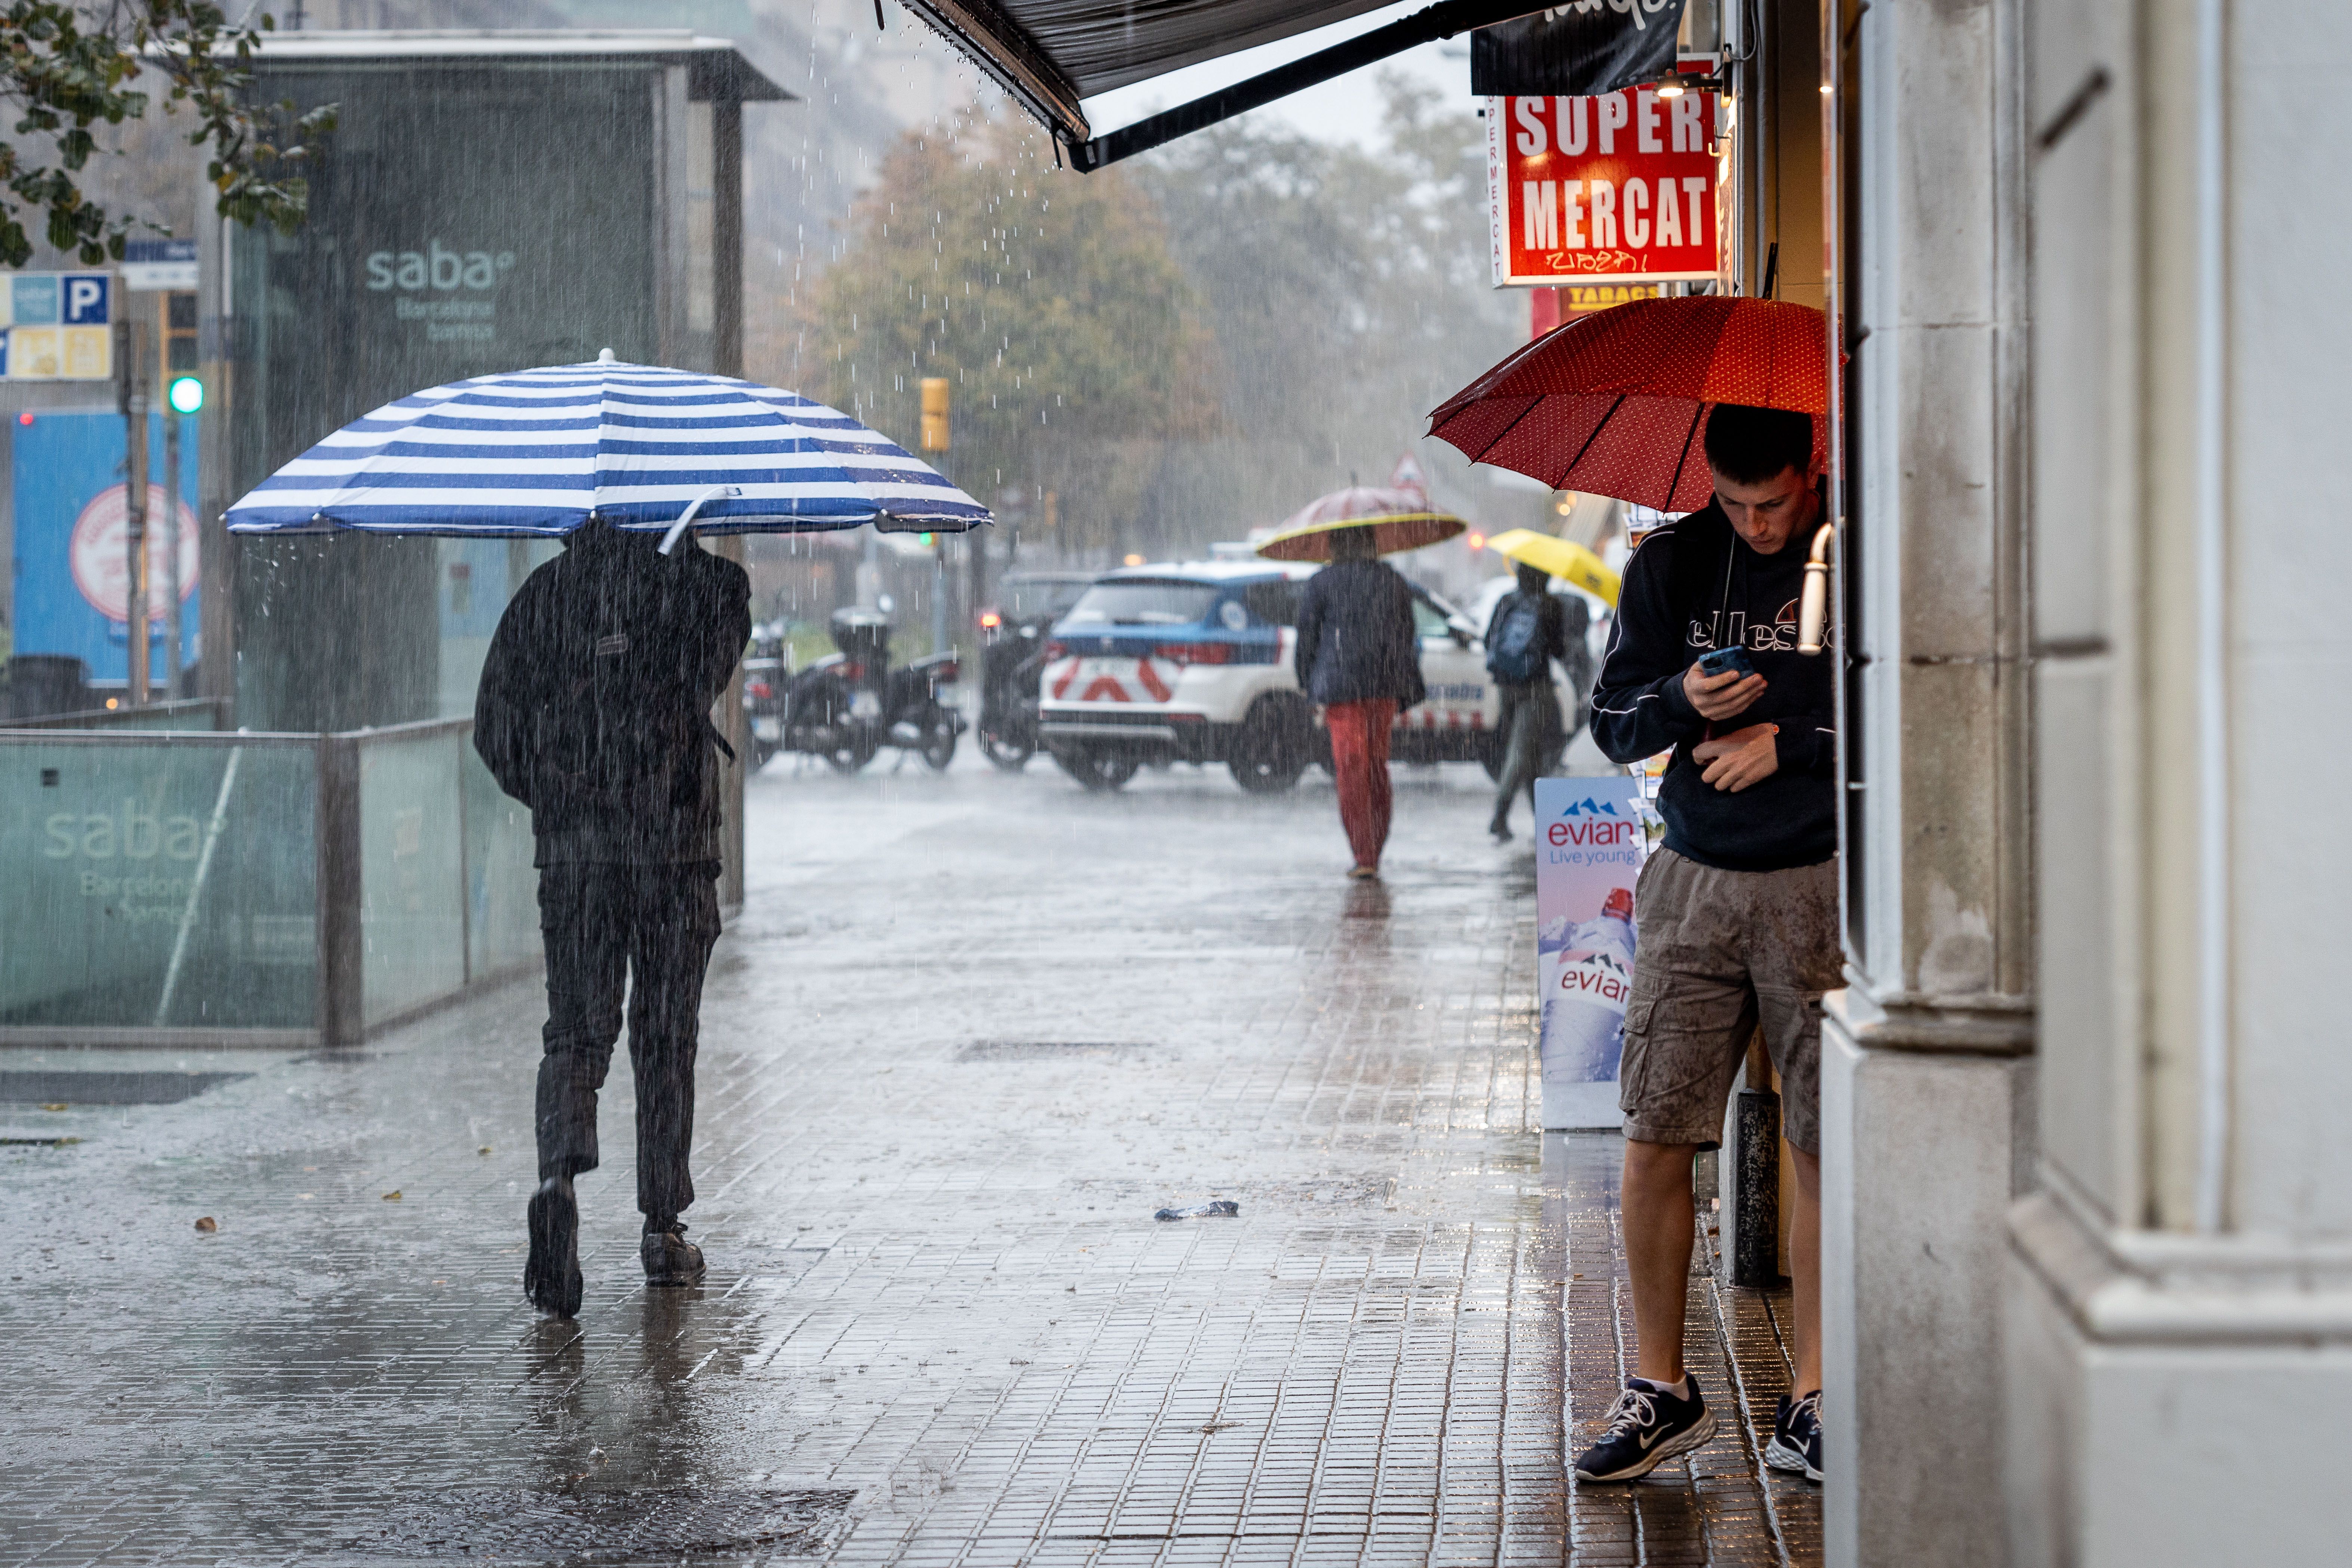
[1037,560,1581,792]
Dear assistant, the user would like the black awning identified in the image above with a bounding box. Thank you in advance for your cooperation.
[897,0,1399,144]
[897,0,1690,171]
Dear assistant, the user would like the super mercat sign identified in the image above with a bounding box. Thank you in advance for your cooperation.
[1485,90,1728,287]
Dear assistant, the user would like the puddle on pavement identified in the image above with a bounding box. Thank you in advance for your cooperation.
[954,1040,1154,1062]
[0,1069,250,1104]
[352,1486,856,1560]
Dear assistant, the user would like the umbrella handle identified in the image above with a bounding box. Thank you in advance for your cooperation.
[658,485,744,556]
[1797,522,1836,655]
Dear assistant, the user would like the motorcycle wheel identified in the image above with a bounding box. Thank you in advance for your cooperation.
[919,710,959,771]
[824,732,881,774]
[977,725,1034,771]
[1054,747,1140,792]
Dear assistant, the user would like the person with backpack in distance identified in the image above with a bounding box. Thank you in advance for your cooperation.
[1483,559,1589,842]
[1575,402,1839,1485]
[473,519,751,1318]
[1293,525,1426,879]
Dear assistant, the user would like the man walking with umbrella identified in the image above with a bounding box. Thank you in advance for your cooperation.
[1292,526,1425,878]
[223,351,987,1317]
[473,520,751,1318]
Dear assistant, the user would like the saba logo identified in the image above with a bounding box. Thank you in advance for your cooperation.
[365,240,517,292]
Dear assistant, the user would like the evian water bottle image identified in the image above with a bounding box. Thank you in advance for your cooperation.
[1541,885,1637,1083]
[1531,777,1650,1129]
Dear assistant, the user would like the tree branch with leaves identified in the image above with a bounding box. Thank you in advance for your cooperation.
[0,0,333,268]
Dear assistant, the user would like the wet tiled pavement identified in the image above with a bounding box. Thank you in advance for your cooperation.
[0,749,1818,1566]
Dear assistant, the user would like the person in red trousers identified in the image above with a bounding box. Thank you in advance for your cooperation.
[1292,526,1426,877]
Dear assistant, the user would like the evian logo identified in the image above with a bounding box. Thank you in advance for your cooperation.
[1556,950,1632,1006]
[366,240,516,292]
[1550,794,1638,848]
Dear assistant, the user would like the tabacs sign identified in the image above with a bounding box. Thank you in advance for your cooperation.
[0,271,113,380]
[1486,90,1728,287]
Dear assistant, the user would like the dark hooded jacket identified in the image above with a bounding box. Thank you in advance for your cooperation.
[1587,502,1836,872]
[1293,561,1426,709]
[474,525,750,867]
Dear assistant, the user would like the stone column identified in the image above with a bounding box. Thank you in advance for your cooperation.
[2005,0,2352,1561]
[1822,0,2037,1561]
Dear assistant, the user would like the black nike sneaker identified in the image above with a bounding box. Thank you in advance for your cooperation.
[525,1175,583,1318]
[1765,1389,1824,1482]
[1573,1376,1717,1481]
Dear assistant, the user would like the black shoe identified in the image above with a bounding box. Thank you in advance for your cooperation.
[525,1176,583,1318]
[1765,1389,1823,1482]
[1489,817,1512,842]
[1573,1376,1717,1482]
[642,1229,705,1286]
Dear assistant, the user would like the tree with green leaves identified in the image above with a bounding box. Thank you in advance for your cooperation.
[1128,77,1525,547]
[0,1,332,267]
[794,107,1216,559]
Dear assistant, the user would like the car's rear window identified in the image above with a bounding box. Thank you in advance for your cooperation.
[1242,580,1301,627]
[1063,580,1220,627]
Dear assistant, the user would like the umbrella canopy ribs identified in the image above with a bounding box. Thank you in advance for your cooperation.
[225,350,991,542]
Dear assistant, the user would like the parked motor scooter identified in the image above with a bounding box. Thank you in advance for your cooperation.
[975,610,1052,771]
[775,608,962,773]
[974,572,1098,772]
[741,622,790,769]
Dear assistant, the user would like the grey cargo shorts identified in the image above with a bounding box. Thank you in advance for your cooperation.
[1619,848,1842,1155]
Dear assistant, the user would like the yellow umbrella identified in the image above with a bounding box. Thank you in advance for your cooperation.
[1486,528,1620,607]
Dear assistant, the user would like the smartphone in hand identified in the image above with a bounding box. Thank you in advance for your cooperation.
[1698,645,1757,680]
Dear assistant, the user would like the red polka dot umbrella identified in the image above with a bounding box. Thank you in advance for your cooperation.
[1425,297,1830,513]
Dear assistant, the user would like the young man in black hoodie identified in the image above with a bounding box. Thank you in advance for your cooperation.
[473,521,751,1318]
[1573,404,1837,1485]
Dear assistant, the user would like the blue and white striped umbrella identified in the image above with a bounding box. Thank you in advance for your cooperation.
[225,352,989,546]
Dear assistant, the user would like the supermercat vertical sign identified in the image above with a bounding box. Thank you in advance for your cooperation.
[1486,90,1728,287]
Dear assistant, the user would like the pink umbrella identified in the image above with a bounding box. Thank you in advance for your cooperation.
[1254,482,1469,562]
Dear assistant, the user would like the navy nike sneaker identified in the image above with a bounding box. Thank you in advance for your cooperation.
[1573,1376,1717,1482]
[1766,1389,1824,1482]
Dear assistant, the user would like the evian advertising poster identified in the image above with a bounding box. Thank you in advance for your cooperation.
[1533,775,1651,1129]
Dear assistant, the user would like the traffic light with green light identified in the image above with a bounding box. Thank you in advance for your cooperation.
[167,375,204,414]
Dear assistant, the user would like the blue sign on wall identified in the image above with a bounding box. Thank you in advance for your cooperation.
[12,410,201,685]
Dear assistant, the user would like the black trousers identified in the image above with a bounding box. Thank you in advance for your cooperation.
[534,861,722,1231]
[1492,680,1565,823]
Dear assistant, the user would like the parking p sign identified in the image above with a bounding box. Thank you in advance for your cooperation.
[2,270,113,380]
